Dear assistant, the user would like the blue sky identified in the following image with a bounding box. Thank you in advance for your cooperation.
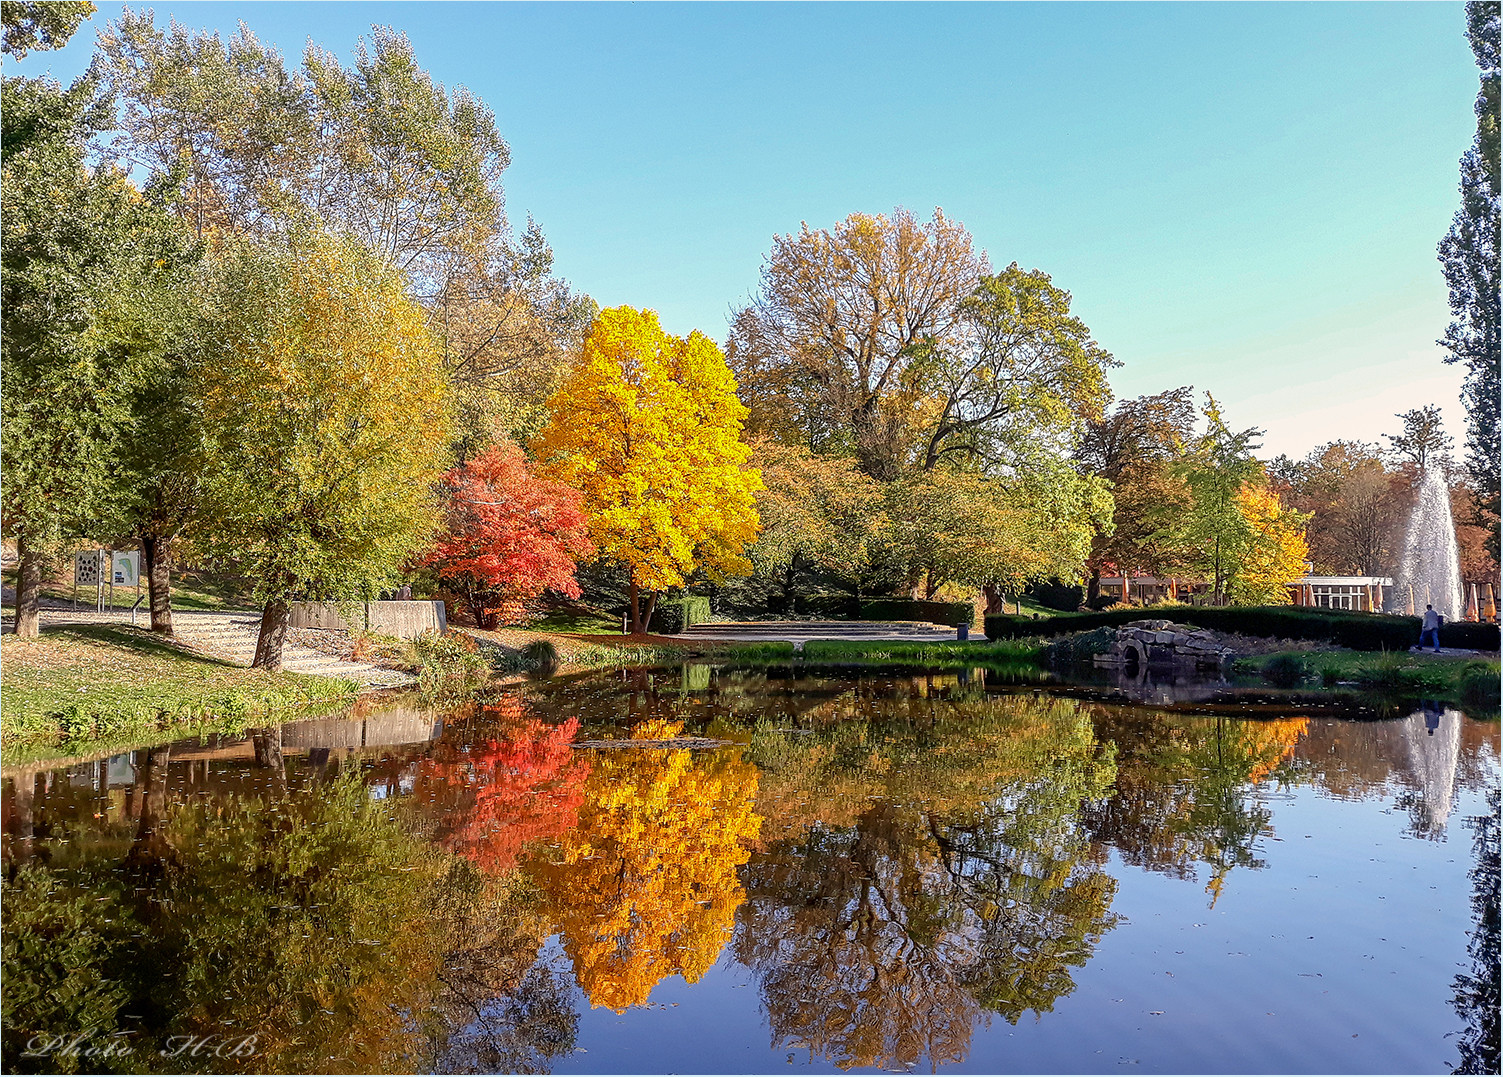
[14,2,1481,459]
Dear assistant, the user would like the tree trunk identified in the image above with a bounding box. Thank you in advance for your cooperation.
[251,726,288,797]
[141,533,174,635]
[125,746,177,876]
[982,584,1004,615]
[252,598,291,670]
[628,575,641,635]
[642,591,659,634]
[924,567,939,600]
[1086,568,1102,605]
[12,531,43,638]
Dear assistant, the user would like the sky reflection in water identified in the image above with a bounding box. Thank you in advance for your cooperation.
[1,667,1497,1075]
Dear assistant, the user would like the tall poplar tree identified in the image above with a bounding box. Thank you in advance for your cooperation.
[1438,1,1501,551]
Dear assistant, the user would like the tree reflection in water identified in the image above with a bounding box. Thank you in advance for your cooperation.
[738,694,1119,1070]
[1450,786,1499,1075]
[535,719,763,1011]
[1080,712,1306,905]
[414,700,590,874]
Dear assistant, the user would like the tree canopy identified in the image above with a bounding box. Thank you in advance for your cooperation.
[535,306,762,632]
[194,229,454,667]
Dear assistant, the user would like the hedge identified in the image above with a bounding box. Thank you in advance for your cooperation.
[650,595,712,634]
[983,605,1500,652]
[860,599,975,626]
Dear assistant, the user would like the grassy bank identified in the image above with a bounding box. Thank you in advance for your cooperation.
[799,638,1046,669]
[1235,649,1501,710]
[1,625,358,765]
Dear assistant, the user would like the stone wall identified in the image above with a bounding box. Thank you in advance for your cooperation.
[1092,619,1233,672]
[289,600,447,639]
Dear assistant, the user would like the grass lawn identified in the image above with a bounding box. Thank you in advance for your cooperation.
[800,638,1047,670]
[1,624,357,765]
[1,566,257,612]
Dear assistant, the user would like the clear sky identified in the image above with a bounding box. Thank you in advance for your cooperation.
[14,1,1481,461]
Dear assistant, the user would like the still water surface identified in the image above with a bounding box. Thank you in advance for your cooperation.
[2,667,1497,1074]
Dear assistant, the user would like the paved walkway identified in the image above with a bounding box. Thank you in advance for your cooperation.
[675,620,971,645]
[5,603,415,689]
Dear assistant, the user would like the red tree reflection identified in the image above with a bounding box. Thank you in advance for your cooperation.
[417,704,590,873]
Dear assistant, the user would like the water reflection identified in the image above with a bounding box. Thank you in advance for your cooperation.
[1450,788,1500,1075]
[1080,713,1306,903]
[1401,702,1463,839]
[739,695,1118,1069]
[1,669,1498,1075]
[535,719,761,1011]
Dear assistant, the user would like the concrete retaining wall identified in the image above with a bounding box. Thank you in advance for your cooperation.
[289,600,447,639]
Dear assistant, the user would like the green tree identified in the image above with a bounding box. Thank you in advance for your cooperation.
[1076,387,1197,601]
[1384,405,1455,472]
[0,0,92,59]
[193,230,454,668]
[743,439,887,611]
[887,461,1110,607]
[1,11,194,637]
[909,263,1116,472]
[1174,396,1265,605]
[1438,1,1501,554]
[91,12,587,452]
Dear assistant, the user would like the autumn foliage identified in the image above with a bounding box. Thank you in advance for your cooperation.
[537,721,763,1010]
[416,705,590,874]
[423,441,593,627]
[535,306,762,631]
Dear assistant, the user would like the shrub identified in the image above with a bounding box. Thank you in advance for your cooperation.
[413,631,490,702]
[1027,579,1084,612]
[983,605,1501,653]
[650,595,713,634]
[860,599,974,626]
[1262,653,1308,688]
[521,640,559,677]
[1044,627,1116,666]
[1459,661,1501,709]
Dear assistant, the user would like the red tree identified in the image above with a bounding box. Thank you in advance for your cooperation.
[424,441,594,627]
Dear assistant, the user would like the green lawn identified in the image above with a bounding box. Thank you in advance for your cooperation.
[1,624,356,765]
[2,566,257,612]
[800,638,1047,669]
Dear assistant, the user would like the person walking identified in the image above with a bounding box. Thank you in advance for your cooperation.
[1419,604,1443,653]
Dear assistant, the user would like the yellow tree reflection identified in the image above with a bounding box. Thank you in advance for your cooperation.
[537,720,762,1010]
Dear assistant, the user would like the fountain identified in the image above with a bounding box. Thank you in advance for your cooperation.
[1392,468,1465,622]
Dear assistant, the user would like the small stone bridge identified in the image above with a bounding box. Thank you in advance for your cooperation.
[1092,619,1234,673]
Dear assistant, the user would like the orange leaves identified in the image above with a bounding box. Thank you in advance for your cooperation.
[536,725,763,1011]
[416,710,590,875]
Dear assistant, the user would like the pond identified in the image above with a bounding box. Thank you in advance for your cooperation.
[2,666,1498,1075]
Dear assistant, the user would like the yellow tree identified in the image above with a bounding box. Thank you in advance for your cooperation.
[1228,484,1310,605]
[535,306,762,632]
[535,721,762,1011]
[194,230,454,668]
